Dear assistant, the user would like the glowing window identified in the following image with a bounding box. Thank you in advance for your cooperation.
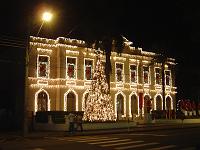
[85,60,93,80]
[67,92,76,111]
[155,68,161,85]
[37,56,49,78]
[37,91,48,111]
[131,95,138,115]
[117,94,124,115]
[130,65,137,83]
[143,66,149,84]
[165,70,170,86]
[116,63,123,82]
[66,57,76,79]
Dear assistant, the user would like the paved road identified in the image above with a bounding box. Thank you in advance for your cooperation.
[1,127,200,150]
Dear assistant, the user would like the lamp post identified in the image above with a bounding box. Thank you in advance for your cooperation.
[23,11,53,136]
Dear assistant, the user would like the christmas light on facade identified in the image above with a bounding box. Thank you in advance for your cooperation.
[83,50,116,122]
[27,35,177,122]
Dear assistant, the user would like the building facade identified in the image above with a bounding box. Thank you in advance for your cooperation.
[27,36,177,120]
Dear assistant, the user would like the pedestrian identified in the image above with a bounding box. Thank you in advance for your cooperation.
[76,114,83,132]
[68,113,75,134]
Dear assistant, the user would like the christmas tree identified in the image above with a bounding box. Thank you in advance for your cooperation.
[83,50,116,122]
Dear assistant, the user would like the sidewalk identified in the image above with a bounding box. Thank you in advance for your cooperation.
[1,123,200,141]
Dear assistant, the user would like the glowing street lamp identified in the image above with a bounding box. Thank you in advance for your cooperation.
[37,11,53,36]
[42,12,53,22]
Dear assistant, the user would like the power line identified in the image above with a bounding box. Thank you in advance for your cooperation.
[0,35,26,42]
[0,42,25,48]
[0,43,25,48]
[0,37,26,48]
[0,59,22,64]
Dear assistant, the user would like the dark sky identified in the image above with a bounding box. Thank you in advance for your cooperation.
[1,0,200,108]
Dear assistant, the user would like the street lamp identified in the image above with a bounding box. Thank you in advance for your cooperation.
[23,11,53,136]
[36,11,53,36]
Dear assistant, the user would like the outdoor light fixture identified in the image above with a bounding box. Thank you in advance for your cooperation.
[42,12,53,22]
[37,11,53,36]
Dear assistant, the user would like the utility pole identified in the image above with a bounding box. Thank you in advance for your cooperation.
[23,11,53,136]
[161,60,166,110]
[23,37,29,136]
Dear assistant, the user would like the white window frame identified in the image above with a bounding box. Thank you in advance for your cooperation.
[37,55,50,79]
[84,58,94,81]
[66,56,77,80]
[155,67,161,85]
[129,64,138,84]
[115,62,124,83]
[143,66,150,84]
[165,70,171,86]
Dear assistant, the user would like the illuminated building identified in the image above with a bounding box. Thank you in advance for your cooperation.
[27,36,177,120]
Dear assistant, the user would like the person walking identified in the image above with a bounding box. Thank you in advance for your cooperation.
[76,114,83,132]
[68,113,75,134]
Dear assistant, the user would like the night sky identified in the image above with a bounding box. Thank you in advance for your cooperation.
[0,0,200,111]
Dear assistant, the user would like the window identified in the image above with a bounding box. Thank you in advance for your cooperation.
[66,92,76,111]
[130,65,137,83]
[85,59,93,80]
[37,91,48,111]
[66,57,76,79]
[166,96,172,110]
[165,70,170,86]
[156,95,162,110]
[117,94,124,115]
[37,55,49,78]
[155,68,161,85]
[116,63,123,82]
[131,95,138,115]
[143,66,149,84]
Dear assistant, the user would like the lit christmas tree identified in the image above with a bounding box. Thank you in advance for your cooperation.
[83,49,116,122]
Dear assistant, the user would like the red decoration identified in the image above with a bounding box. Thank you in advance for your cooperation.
[156,74,160,84]
[131,71,136,82]
[192,101,196,110]
[180,100,186,110]
[86,66,91,79]
[185,100,192,111]
[68,64,74,78]
[39,64,46,77]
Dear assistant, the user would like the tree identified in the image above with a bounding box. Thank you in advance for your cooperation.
[83,50,116,122]
[85,34,125,92]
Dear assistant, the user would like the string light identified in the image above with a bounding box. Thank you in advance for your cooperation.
[37,48,52,55]
[83,51,116,122]
[66,50,79,55]
[29,36,177,116]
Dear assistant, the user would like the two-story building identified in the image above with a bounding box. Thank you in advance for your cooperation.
[27,36,177,120]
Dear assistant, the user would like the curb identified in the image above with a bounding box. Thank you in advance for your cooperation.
[1,124,200,140]
[28,124,200,137]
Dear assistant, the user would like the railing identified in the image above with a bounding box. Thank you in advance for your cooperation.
[35,111,84,124]
[33,111,136,131]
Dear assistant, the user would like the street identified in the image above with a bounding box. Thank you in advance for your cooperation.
[1,127,200,150]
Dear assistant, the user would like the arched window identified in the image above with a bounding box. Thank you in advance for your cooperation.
[144,95,150,113]
[166,96,172,110]
[117,94,124,115]
[156,95,162,110]
[131,95,138,115]
[37,91,48,111]
[67,92,76,111]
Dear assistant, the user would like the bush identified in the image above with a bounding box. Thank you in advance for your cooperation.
[35,111,84,124]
